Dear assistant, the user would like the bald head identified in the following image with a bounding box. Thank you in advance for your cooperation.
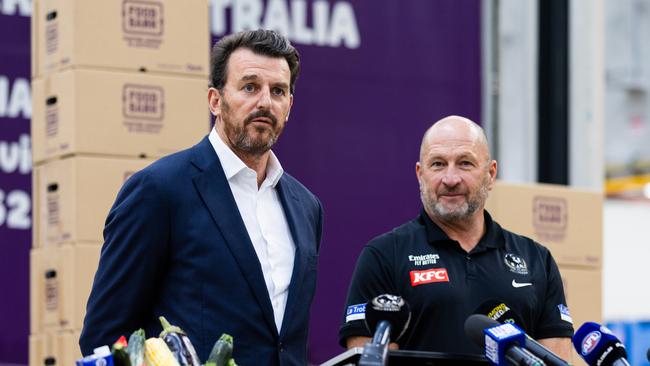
[419,115,490,163]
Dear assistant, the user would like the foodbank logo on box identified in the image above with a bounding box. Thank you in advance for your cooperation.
[532,196,567,242]
[122,84,165,134]
[122,0,164,49]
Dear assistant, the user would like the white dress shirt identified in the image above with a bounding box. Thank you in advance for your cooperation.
[209,128,296,332]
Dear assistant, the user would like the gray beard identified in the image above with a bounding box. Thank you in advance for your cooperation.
[230,125,276,155]
[421,176,489,223]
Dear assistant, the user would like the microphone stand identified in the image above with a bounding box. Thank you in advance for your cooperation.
[358,321,391,366]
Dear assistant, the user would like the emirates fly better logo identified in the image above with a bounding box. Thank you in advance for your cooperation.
[409,268,449,286]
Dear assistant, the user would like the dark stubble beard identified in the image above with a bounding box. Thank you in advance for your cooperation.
[221,97,282,156]
[421,171,490,223]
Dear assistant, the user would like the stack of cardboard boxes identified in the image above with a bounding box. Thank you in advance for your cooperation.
[485,181,603,365]
[29,1,209,364]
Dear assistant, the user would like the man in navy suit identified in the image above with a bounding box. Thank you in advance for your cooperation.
[80,30,323,366]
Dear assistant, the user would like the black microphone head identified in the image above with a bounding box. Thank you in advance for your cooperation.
[572,322,628,366]
[364,294,411,342]
[647,346,650,362]
[464,313,500,348]
[474,299,527,330]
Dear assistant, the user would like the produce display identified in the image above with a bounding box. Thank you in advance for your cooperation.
[75,317,238,366]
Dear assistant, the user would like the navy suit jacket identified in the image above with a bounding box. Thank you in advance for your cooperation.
[80,136,323,366]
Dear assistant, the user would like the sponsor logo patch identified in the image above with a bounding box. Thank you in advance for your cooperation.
[511,279,532,288]
[409,268,449,286]
[487,303,510,320]
[558,304,573,324]
[504,253,529,275]
[345,303,366,322]
[408,253,440,266]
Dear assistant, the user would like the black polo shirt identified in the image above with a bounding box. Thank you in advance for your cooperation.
[339,210,574,356]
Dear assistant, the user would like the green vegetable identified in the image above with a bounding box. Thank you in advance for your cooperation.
[126,329,146,366]
[206,334,233,366]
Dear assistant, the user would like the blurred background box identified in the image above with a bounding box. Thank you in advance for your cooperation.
[486,181,603,268]
[560,266,602,328]
[29,331,81,366]
[31,0,208,78]
[31,68,210,164]
[559,266,602,366]
[30,245,101,333]
[32,156,155,247]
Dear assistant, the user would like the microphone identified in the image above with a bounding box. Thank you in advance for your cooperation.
[475,300,569,366]
[647,347,650,362]
[358,294,411,366]
[364,294,411,343]
[572,322,630,366]
[465,314,546,366]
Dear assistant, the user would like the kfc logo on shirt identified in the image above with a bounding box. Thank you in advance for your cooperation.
[410,268,449,286]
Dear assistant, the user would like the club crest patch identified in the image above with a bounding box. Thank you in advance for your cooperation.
[504,253,528,275]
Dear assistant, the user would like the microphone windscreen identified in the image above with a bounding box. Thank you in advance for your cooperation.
[364,294,411,342]
[572,322,628,366]
[464,314,500,348]
[474,299,527,330]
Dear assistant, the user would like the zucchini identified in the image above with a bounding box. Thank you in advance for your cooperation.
[206,334,233,366]
[126,329,146,366]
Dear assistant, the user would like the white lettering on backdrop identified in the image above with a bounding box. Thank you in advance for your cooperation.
[211,0,360,49]
[0,0,31,16]
[0,76,31,119]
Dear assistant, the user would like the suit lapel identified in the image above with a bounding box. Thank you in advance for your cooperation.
[276,177,310,338]
[190,138,278,336]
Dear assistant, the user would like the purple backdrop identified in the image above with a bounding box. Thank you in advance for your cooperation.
[1,0,480,363]
[277,2,481,361]
[0,4,33,365]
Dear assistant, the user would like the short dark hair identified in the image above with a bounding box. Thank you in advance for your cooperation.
[210,29,301,94]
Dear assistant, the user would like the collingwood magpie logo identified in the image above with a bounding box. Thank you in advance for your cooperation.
[504,253,528,275]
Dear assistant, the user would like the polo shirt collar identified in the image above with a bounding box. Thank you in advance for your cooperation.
[419,208,504,249]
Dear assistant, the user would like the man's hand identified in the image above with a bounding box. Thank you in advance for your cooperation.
[538,337,572,362]
[346,336,399,350]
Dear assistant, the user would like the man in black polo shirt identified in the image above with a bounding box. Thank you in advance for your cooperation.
[339,115,573,359]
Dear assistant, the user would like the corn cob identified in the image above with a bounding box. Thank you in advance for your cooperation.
[144,337,180,366]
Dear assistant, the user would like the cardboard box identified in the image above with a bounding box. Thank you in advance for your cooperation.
[559,266,602,366]
[485,181,603,268]
[31,0,209,77]
[29,331,82,366]
[32,69,210,163]
[30,245,101,333]
[560,266,602,329]
[33,156,154,247]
